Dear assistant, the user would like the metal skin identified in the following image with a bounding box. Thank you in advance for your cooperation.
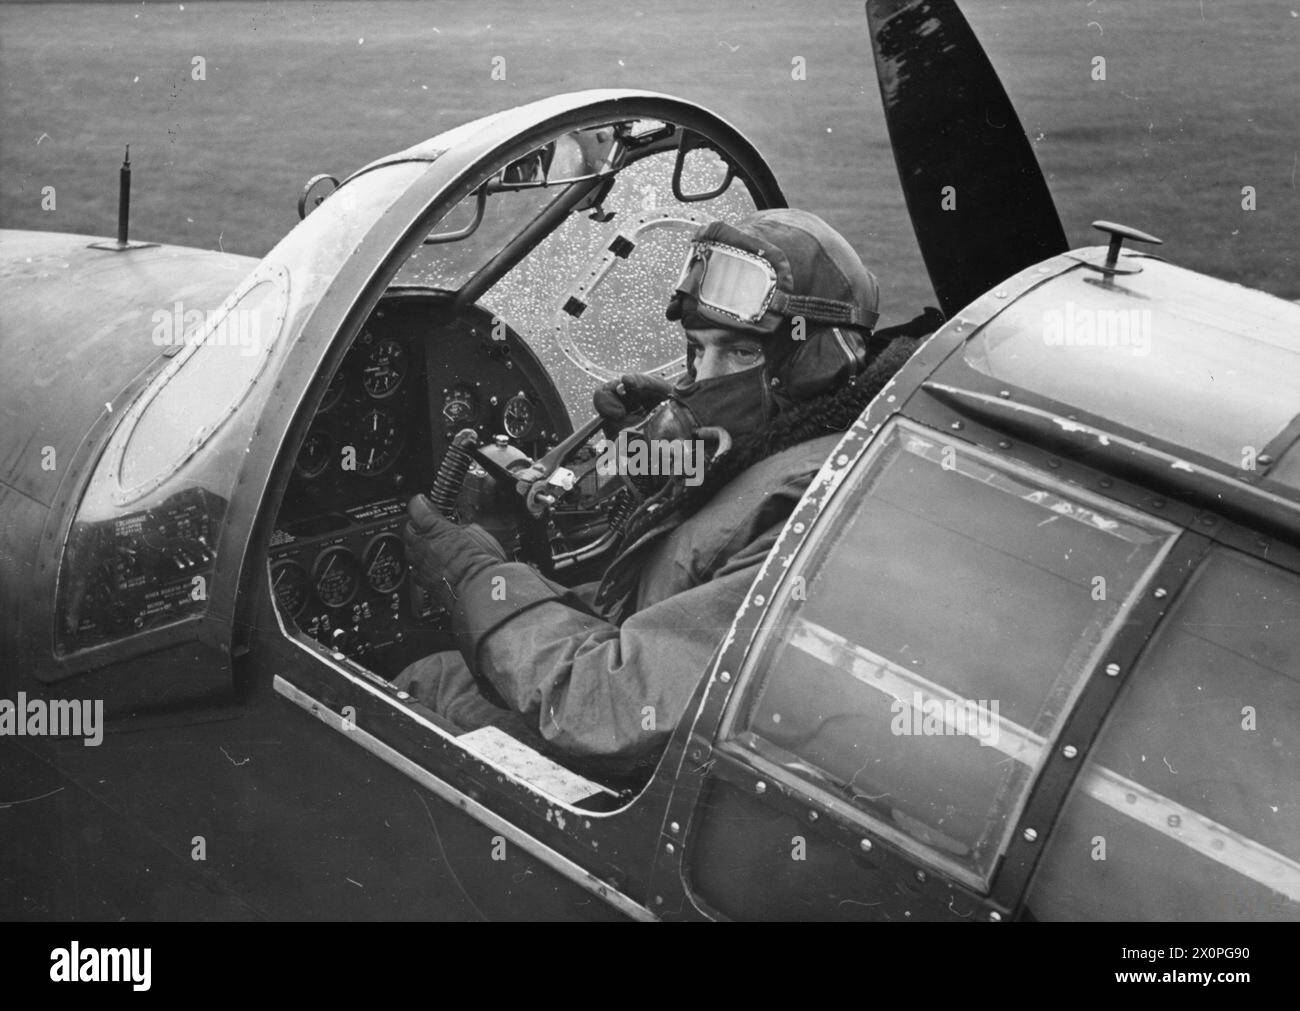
[0,232,255,694]
[2,19,1297,921]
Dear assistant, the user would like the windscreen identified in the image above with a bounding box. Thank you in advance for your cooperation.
[393,137,758,425]
[483,146,758,420]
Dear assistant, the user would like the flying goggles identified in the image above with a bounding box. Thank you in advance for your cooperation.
[669,221,878,334]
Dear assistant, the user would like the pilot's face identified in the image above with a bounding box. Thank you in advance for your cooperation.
[685,326,765,381]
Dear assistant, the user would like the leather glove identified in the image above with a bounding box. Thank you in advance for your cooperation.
[403,494,507,611]
[592,372,674,438]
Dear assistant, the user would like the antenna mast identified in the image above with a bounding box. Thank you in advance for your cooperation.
[88,145,158,252]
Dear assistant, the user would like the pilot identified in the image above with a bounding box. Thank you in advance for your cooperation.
[394,209,940,778]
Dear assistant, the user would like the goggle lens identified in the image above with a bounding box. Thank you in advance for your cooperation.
[675,241,777,324]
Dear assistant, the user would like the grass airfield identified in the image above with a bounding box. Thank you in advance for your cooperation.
[1,0,1296,321]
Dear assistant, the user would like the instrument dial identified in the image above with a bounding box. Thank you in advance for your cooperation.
[363,533,406,594]
[441,385,476,428]
[362,339,407,399]
[270,559,310,618]
[312,546,360,608]
[502,393,535,439]
[294,429,333,479]
[355,407,404,474]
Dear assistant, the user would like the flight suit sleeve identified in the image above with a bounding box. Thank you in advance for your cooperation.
[451,526,782,775]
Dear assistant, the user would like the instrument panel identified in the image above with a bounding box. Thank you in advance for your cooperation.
[269,294,571,674]
[268,498,442,666]
[280,322,430,514]
[423,311,569,468]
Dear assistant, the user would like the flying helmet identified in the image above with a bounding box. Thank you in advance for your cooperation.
[666,208,881,398]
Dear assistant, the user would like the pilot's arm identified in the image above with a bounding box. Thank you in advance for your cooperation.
[403,494,779,774]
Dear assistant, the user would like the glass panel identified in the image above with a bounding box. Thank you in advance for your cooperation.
[521,126,622,186]
[393,184,567,292]
[723,419,1178,888]
[676,144,732,199]
[480,147,757,423]
[1027,548,1300,920]
[120,274,288,494]
[963,259,1300,468]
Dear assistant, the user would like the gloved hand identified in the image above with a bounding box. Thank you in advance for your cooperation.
[592,373,675,438]
[403,494,507,611]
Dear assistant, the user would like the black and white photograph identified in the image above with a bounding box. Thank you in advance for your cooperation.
[0,0,1296,962]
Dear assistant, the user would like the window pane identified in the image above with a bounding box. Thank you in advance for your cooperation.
[392,185,564,292]
[480,148,757,423]
[724,420,1178,888]
[119,276,287,493]
[1028,548,1300,920]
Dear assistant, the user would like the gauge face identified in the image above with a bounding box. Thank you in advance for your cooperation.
[312,546,360,608]
[502,393,535,439]
[319,368,347,413]
[294,430,333,479]
[363,533,406,594]
[270,559,310,618]
[355,407,404,474]
[362,339,407,399]
[441,385,476,429]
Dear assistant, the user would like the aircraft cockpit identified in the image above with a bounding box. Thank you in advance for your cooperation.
[259,113,778,784]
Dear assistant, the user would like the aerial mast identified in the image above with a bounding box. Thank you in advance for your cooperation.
[88,145,157,252]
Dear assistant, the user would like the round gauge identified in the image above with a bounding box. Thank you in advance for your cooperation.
[363,533,406,594]
[294,429,333,479]
[270,559,310,618]
[362,339,407,399]
[502,393,535,439]
[355,407,404,474]
[441,386,476,428]
[319,368,347,413]
[312,546,360,608]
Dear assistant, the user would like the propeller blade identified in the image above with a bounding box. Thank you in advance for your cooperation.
[865,0,1068,316]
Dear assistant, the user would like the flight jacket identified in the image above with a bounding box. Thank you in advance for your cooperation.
[445,432,843,772]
